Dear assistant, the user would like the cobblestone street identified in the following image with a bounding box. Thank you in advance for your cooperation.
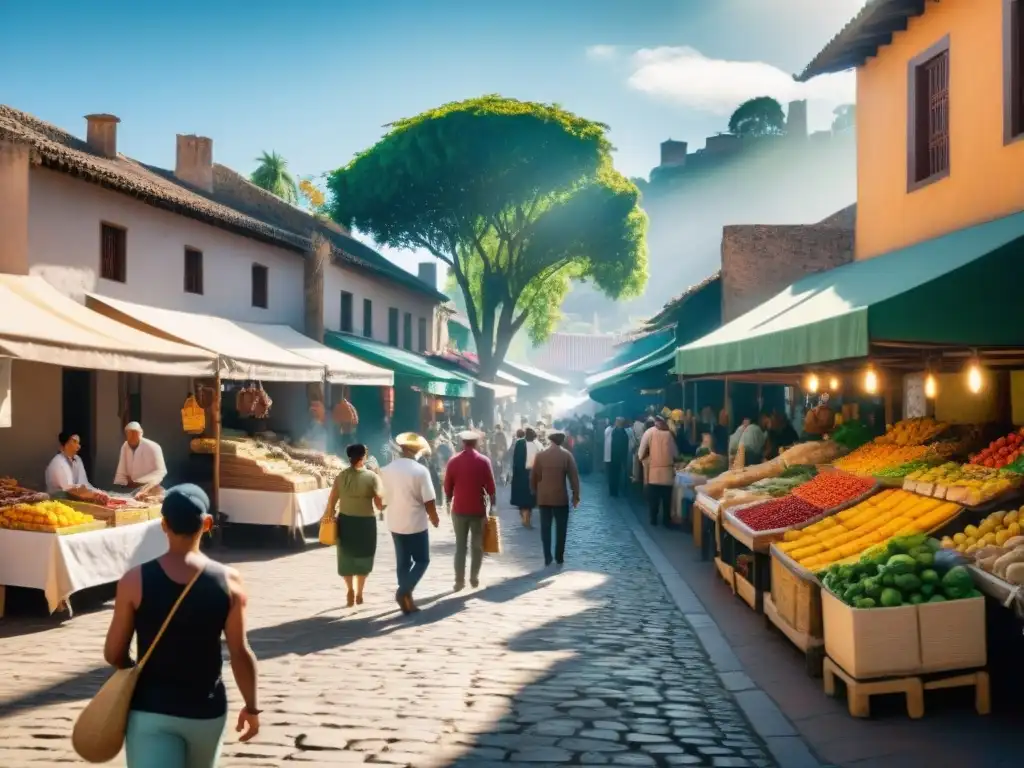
[0,482,780,767]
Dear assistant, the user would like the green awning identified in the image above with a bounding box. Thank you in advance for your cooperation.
[588,328,675,380]
[676,211,1024,376]
[588,340,676,391]
[325,332,474,398]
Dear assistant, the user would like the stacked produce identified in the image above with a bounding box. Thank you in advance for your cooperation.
[873,458,940,480]
[721,466,818,509]
[0,500,96,532]
[777,440,846,467]
[791,471,874,510]
[819,534,979,608]
[904,462,1020,505]
[734,496,821,532]
[833,444,931,475]
[685,453,727,477]
[967,428,1024,469]
[875,417,949,446]
[775,490,960,571]
[939,507,1023,555]
[219,438,345,492]
[0,477,48,508]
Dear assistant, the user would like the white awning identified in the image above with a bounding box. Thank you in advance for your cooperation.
[474,380,517,399]
[236,323,393,387]
[0,276,216,376]
[86,295,325,383]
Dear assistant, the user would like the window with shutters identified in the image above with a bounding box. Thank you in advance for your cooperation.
[403,312,413,351]
[184,247,203,295]
[251,264,269,309]
[418,317,428,352]
[340,291,354,333]
[100,223,127,283]
[1006,0,1024,141]
[388,307,399,346]
[363,299,373,338]
[908,38,950,189]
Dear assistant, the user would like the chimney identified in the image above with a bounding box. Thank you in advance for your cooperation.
[175,134,214,193]
[418,261,438,289]
[659,139,688,167]
[85,114,120,158]
[786,100,808,139]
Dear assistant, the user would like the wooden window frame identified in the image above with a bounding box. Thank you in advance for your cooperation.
[363,298,373,339]
[418,317,428,353]
[184,246,204,295]
[251,263,269,309]
[100,222,127,283]
[340,290,354,333]
[388,307,400,346]
[1004,0,1024,143]
[907,35,951,192]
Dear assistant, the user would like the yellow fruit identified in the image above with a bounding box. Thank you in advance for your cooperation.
[996,530,1011,546]
[978,521,995,536]
[1010,522,1022,537]
[982,532,998,545]
[965,524,980,538]
[965,536,978,547]
[940,536,955,548]
[1005,510,1019,525]
[953,532,967,544]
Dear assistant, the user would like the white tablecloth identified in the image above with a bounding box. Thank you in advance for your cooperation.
[0,520,167,613]
[219,487,331,529]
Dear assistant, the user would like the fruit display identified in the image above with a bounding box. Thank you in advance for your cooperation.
[685,453,727,477]
[939,506,1024,555]
[220,437,345,492]
[775,490,960,571]
[0,477,48,508]
[904,462,1020,506]
[875,417,949,447]
[0,500,96,532]
[968,428,1024,469]
[791,471,874,510]
[734,496,822,532]
[833,444,931,475]
[873,458,941,480]
[818,534,979,608]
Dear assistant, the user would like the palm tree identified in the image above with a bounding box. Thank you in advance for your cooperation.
[250,151,299,204]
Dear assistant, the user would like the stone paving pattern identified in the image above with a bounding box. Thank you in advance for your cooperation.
[0,482,778,767]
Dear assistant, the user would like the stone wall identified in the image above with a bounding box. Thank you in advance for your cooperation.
[721,224,854,322]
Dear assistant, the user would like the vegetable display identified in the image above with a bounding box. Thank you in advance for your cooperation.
[873,458,939,479]
[734,496,821,532]
[939,507,1023,555]
[829,420,873,451]
[904,462,1020,505]
[819,534,980,608]
[775,489,960,571]
[791,471,874,510]
[833,444,930,475]
[968,428,1024,469]
[685,453,727,477]
[875,418,949,447]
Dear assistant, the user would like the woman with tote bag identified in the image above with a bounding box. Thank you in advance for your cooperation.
[81,484,259,766]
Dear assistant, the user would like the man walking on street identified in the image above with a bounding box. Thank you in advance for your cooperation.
[381,433,440,614]
[444,431,497,591]
[531,430,580,566]
[606,417,630,497]
[639,416,676,526]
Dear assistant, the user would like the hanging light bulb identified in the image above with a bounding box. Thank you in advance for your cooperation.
[829,376,840,391]
[805,373,819,393]
[924,372,938,399]
[966,357,984,394]
[864,366,879,395]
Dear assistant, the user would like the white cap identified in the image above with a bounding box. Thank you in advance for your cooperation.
[547,429,565,438]
[124,421,143,434]
[459,430,480,442]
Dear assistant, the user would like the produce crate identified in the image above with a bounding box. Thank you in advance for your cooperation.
[821,588,987,680]
[65,500,153,527]
[714,556,735,592]
[764,593,825,676]
[696,492,720,562]
[719,519,771,613]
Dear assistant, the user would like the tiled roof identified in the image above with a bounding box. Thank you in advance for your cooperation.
[529,332,624,374]
[796,0,927,81]
[645,271,722,329]
[0,105,446,302]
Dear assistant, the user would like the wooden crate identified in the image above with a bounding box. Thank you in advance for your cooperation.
[764,594,825,676]
[714,557,735,592]
[770,549,823,639]
[735,572,757,610]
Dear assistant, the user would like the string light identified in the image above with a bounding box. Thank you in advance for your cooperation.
[966,356,984,394]
[863,366,879,395]
[829,376,840,391]
[806,374,819,393]
[924,372,938,399]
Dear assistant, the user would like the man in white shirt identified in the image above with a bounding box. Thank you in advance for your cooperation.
[113,422,167,490]
[381,433,440,614]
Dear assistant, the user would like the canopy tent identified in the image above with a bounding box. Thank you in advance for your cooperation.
[588,342,677,404]
[0,276,215,376]
[586,339,676,391]
[86,295,325,382]
[237,322,393,387]
[501,360,569,389]
[325,332,474,398]
[587,327,676,380]
[676,211,1024,376]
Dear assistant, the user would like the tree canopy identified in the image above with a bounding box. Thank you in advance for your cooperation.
[327,95,648,387]
[728,97,786,137]
[251,151,299,204]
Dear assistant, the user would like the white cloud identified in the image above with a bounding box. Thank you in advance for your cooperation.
[618,46,855,131]
[585,44,619,61]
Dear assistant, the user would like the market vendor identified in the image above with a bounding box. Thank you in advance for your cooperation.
[113,421,167,490]
[728,412,767,466]
[45,432,98,496]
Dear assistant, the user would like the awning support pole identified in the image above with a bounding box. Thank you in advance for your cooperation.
[213,371,222,524]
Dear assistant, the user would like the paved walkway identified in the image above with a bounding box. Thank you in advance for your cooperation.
[0,481,780,767]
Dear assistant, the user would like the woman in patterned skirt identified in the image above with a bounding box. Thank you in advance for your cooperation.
[325,444,384,606]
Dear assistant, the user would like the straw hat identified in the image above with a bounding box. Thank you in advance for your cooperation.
[396,432,430,455]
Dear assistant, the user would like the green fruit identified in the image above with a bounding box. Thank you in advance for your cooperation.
[880,588,903,607]
[886,554,917,574]
[854,597,877,609]
[909,593,925,605]
[919,569,940,584]
[928,594,947,603]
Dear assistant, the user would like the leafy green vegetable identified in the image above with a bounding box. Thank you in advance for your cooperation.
[893,573,922,592]
[886,554,917,574]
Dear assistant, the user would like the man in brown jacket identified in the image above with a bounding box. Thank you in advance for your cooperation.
[530,430,581,566]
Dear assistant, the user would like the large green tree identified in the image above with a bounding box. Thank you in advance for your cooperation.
[251,151,299,204]
[728,96,786,137]
[327,95,648,413]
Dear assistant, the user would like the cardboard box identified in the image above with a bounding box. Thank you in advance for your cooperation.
[822,589,987,680]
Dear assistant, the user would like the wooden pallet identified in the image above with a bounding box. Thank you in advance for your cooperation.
[822,656,990,719]
[764,594,825,676]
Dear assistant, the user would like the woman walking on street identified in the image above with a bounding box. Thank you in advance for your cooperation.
[325,444,384,606]
[103,484,260,768]
[510,427,538,528]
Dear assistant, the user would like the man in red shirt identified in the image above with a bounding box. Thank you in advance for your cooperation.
[444,430,497,590]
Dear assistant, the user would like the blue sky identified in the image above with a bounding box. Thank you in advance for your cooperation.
[0,0,866,276]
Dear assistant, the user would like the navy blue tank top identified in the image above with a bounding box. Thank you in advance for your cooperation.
[130,559,231,719]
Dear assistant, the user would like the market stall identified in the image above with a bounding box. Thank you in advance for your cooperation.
[0,276,217,615]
